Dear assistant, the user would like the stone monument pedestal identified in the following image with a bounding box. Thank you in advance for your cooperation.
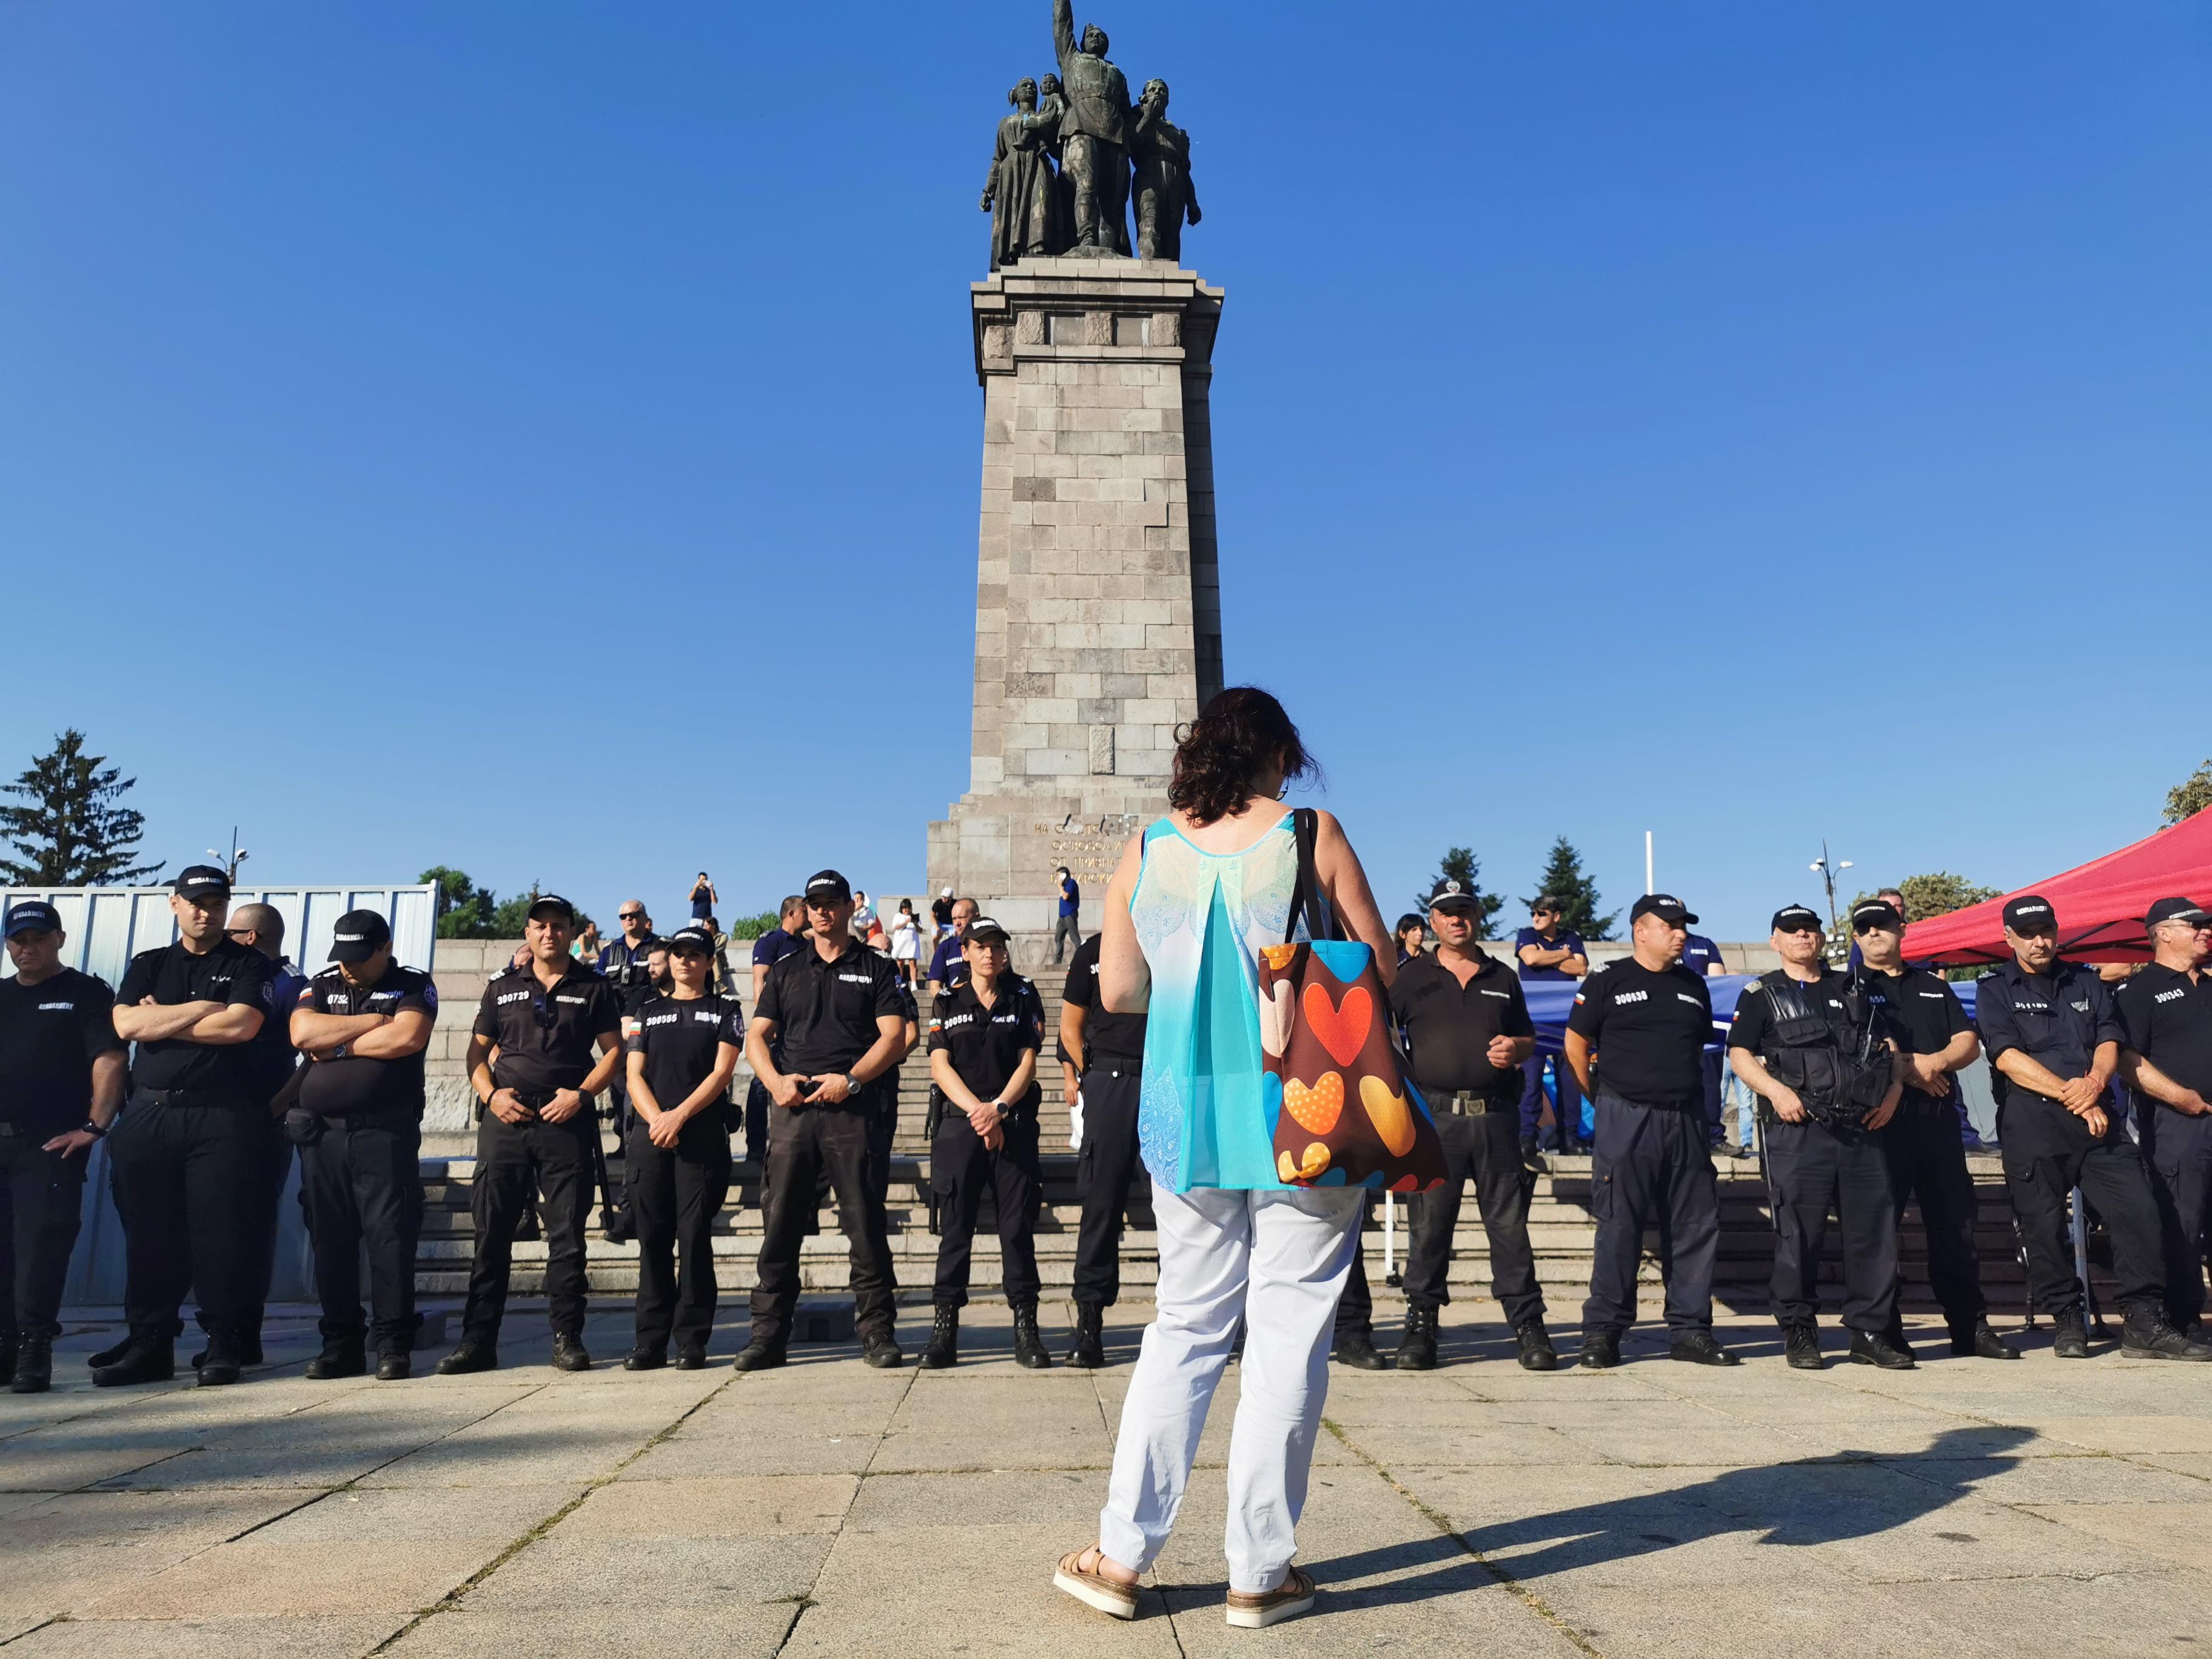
[928,258,1225,937]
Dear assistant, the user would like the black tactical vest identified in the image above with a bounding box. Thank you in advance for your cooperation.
[1754,971,1894,1127]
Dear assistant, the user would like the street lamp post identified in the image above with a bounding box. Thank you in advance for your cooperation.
[1809,841,1852,936]
[207,827,250,885]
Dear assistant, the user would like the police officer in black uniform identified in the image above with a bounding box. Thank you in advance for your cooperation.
[1061,927,1147,1368]
[1850,897,2016,1359]
[1390,878,1550,1371]
[217,902,307,1371]
[737,870,907,1372]
[2116,896,2212,1340]
[1726,904,1911,1371]
[1566,893,1737,1368]
[1977,894,2211,1361]
[923,916,1051,1369]
[287,910,438,1380]
[444,894,623,1374]
[100,866,278,1387]
[622,925,741,1371]
[0,900,126,1393]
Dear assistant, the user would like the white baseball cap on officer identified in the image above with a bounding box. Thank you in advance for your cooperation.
[1427,879,1481,916]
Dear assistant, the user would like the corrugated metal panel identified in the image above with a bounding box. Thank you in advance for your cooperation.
[2,885,438,1306]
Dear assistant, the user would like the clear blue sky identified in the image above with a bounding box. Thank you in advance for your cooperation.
[4,2,2207,940]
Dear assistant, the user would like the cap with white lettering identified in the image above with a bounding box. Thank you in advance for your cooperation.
[173,865,231,903]
[526,894,578,925]
[1770,904,1823,934]
[964,916,1011,945]
[1630,893,1698,927]
[2146,896,2211,930]
[2002,894,2057,935]
[663,925,716,953]
[1850,899,1902,931]
[327,909,392,964]
[805,870,853,906]
[2,899,61,938]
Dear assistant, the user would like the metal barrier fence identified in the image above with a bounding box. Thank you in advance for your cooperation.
[2,885,437,1305]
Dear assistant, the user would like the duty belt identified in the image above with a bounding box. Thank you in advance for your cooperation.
[1429,1090,1511,1116]
[132,1086,245,1109]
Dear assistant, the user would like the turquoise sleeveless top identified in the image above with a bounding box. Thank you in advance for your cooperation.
[1130,811,1310,1193]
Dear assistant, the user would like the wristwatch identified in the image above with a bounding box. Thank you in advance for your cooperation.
[994,1099,1012,1119]
[844,1073,861,1096]
[81,1119,107,1139]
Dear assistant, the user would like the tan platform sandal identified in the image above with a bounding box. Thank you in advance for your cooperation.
[1225,1564,1316,1629]
[1054,1543,1139,1620]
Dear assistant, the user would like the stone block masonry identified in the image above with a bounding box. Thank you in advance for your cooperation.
[930,258,1225,936]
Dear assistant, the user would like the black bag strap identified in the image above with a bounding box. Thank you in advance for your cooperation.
[1282,807,1341,945]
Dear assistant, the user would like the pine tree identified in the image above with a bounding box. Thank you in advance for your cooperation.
[1525,836,1617,940]
[0,730,163,886]
[1416,846,1498,940]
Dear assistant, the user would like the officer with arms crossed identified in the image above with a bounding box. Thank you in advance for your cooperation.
[1977,894,2211,1360]
[1726,904,1912,1371]
[0,901,126,1393]
[1566,894,1737,1368]
[218,902,307,1370]
[445,895,623,1375]
[739,870,907,1372]
[1061,927,1148,1367]
[1389,879,1549,1370]
[288,911,438,1380]
[100,865,275,1387]
[623,925,741,1371]
[924,916,1053,1369]
[2116,897,2212,1340]
[1515,896,1589,1161]
[1849,898,2014,1359]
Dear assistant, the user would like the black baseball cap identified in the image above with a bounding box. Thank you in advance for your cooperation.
[327,910,392,963]
[1630,893,1697,926]
[1427,878,1481,916]
[3,899,61,938]
[526,894,578,924]
[1851,899,1902,932]
[173,865,231,903]
[663,925,716,953]
[1770,903,1823,933]
[964,916,1012,945]
[804,870,853,906]
[2147,897,2211,930]
[2002,894,2057,934]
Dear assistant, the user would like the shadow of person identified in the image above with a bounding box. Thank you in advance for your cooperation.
[1302,1423,2036,1607]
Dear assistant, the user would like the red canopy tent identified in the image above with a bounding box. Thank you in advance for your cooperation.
[1903,811,2212,966]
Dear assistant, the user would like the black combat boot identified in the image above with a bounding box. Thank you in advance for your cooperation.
[550,1333,593,1372]
[437,1338,500,1375]
[859,1327,903,1369]
[1578,1329,1621,1370]
[922,1307,960,1370]
[305,1342,367,1380]
[11,1332,53,1394]
[1012,1306,1052,1369]
[196,1331,244,1387]
[623,1346,667,1372]
[2051,1309,2090,1359]
[1067,1302,1105,1369]
[1951,1318,2017,1360]
[1515,1319,1558,1372]
[93,1336,175,1388]
[673,1344,706,1371]
[1849,1329,1917,1370]
[375,1348,412,1381]
[1333,1327,1388,1370]
[731,1336,786,1372]
[1784,1325,1825,1370]
[1394,1305,1439,1371]
[87,1333,133,1369]
[1668,1330,1740,1366]
[2120,1310,2212,1362]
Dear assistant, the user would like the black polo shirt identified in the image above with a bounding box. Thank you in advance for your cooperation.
[930,976,1046,1111]
[0,968,123,1134]
[471,959,622,1095]
[297,962,438,1118]
[1857,965,1972,1108]
[1565,957,1712,1107]
[755,936,905,1076]
[2117,964,2212,1103]
[626,991,744,1110]
[1061,932,1146,1070]
[1976,957,2123,1104]
[1389,948,1532,1096]
[116,939,275,1096]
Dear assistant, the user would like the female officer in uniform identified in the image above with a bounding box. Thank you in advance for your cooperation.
[622,925,741,1370]
[924,916,1052,1369]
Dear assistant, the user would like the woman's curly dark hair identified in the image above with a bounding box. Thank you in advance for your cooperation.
[1167,686,1316,826]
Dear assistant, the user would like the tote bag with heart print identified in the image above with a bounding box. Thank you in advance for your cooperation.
[1258,811,1447,1193]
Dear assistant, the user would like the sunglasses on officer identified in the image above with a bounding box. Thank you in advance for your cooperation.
[1851,918,1897,936]
[1775,922,1822,936]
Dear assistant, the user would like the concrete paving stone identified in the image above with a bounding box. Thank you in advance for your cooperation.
[844,1468,1101,1531]
[1882,1453,2212,1505]
[1803,1498,2143,1584]
[2029,1415,2212,1455]
[246,1483,584,1543]
[0,1613,411,1658]
[2019,1500,2212,1573]
[380,1603,798,1658]
[73,1537,510,1618]
[677,1397,902,1440]
[460,1531,831,1610]
[871,1422,1111,1473]
[0,1490,301,1555]
[1327,1421,1600,1469]
[354,1415,655,1487]
[1763,1420,2061,1460]
[562,1473,857,1537]
[0,1439,196,1493]
[93,1433,440,1491]
[615,1427,881,1479]
[1861,1568,2212,1657]
[782,1520,1184,1659]
[2130,1451,2212,1484]
[1526,1578,1964,1657]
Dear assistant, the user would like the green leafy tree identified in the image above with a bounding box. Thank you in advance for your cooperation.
[0,730,163,886]
[728,911,780,940]
[2165,760,2212,825]
[1892,873,2000,923]
[421,866,497,939]
[1525,836,1617,940]
[1416,846,1499,940]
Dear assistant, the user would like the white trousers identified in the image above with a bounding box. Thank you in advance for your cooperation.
[1099,1182,1364,1594]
